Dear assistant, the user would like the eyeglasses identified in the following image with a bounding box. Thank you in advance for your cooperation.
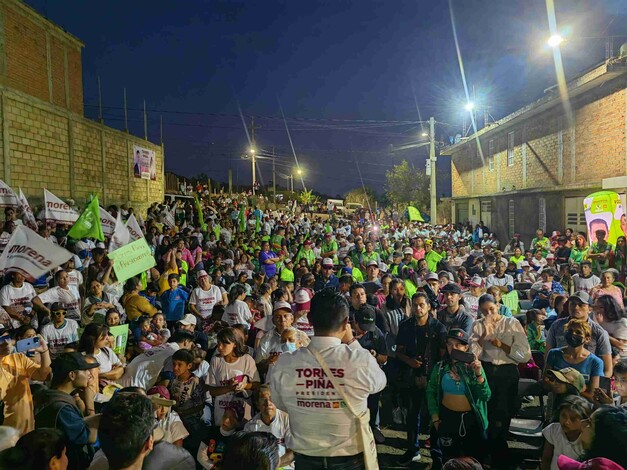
[51,310,66,316]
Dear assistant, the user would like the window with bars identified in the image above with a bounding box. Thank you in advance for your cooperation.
[507,132,515,166]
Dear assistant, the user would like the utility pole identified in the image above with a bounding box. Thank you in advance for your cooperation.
[97,76,103,124]
[272,146,276,198]
[123,88,128,132]
[143,100,148,140]
[251,115,256,196]
[429,116,437,224]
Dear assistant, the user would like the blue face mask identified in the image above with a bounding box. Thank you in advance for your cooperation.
[281,342,297,353]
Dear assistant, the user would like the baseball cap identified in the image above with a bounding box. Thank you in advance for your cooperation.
[557,456,624,470]
[341,267,353,276]
[304,240,313,246]
[367,259,379,267]
[50,302,67,313]
[520,261,530,268]
[294,289,312,304]
[284,258,293,265]
[392,251,402,259]
[403,247,413,255]
[425,272,439,281]
[178,314,197,326]
[546,253,556,259]
[51,352,99,380]
[569,291,592,306]
[355,305,377,332]
[447,328,469,345]
[322,258,334,268]
[378,262,389,273]
[546,367,586,393]
[467,275,485,287]
[324,232,332,237]
[147,385,177,407]
[441,283,462,294]
[196,270,209,279]
[273,300,292,313]
[438,270,454,282]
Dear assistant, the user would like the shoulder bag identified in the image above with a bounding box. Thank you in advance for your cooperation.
[308,345,379,470]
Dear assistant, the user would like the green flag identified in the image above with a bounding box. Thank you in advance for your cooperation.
[194,195,207,231]
[238,206,246,232]
[67,195,104,241]
[213,223,221,240]
[407,206,424,222]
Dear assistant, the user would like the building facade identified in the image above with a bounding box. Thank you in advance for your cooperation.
[0,0,164,214]
[443,56,627,245]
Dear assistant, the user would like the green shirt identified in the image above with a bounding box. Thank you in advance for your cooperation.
[424,250,443,273]
[280,267,295,282]
[590,241,613,272]
[352,267,364,282]
[321,240,339,264]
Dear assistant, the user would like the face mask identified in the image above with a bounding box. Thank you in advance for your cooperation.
[281,342,296,353]
[220,427,236,437]
[564,331,584,348]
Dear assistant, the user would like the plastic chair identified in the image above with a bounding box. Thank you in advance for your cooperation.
[519,299,533,313]
[509,378,546,467]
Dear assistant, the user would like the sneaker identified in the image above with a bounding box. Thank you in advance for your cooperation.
[372,427,385,444]
[397,450,421,466]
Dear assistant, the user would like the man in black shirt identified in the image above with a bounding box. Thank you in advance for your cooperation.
[354,304,388,445]
[396,292,447,465]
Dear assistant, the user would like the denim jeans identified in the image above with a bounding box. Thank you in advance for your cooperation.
[294,453,365,470]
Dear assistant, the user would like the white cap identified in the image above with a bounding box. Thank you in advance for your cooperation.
[322,258,334,267]
[196,270,209,278]
[520,261,530,267]
[294,289,312,304]
[425,272,439,281]
[546,253,556,259]
[273,300,292,312]
[367,259,379,267]
[403,247,413,255]
[178,314,197,326]
[378,262,389,273]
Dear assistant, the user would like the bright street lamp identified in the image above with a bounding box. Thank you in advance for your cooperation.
[249,147,256,154]
[296,168,303,176]
[421,132,428,137]
[547,34,564,48]
[464,102,474,112]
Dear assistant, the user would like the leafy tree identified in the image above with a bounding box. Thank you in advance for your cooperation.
[344,187,378,209]
[385,160,429,211]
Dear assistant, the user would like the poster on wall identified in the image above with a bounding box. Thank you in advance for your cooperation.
[583,191,627,245]
[132,145,156,180]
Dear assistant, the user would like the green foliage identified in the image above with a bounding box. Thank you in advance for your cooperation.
[344,187,377,209]
[385,160,429,211]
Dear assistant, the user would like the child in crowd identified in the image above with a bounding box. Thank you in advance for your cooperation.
[134,315,163,350]
[169,348,207,454]
[543,367,586,420]
[150,312,171,341]
[593,358,627,407]
[526,308,547,353]
[197,407,240,470]
[541,395,593,470]
[147,385,189,447]
[160,273,189,329]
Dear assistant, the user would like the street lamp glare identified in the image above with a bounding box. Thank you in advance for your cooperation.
[464,102,474,112]
[249,147,256,154]
[547,34,564,48]
[421,132,428,137]
[296,168,303,175]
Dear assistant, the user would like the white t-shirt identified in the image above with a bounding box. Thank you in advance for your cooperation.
[222,300,252,326]
[93,347,122,374]
[66,269,84,300]
[37,287,81,322]
[244,410,292,464]
[189,285,223,319]
[119,343,180,389]
[158,410,190,444]
[542,422,585,470]
[599,318,627,357]
[206,354,259,424]
[573,274,601,294]
[0,282,37,328]
[41,319,80,358]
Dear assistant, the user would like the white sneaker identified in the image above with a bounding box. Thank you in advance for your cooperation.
[412,453,422,463]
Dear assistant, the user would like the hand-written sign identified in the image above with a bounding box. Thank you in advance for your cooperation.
[107,238,155,283]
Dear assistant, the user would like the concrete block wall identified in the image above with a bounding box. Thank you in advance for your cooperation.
[0,87,164,216]
[450,83,627,198]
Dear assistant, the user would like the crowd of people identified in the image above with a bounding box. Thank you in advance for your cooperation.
[0,191,624,470]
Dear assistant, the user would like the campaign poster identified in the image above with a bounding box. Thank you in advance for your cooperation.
[132,145,155,180]
[583,191,627,245]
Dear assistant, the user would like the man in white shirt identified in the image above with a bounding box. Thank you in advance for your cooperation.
[270,289,387,468]
[40,302,79,358]
[119,330,195,389]
[189,270,223,321]
[34,270,81,322]
[486,261,514,294]
[0,272,37,329]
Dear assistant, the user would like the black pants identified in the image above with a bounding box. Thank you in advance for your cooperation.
[402,384,427,451]
[367,392,381,428]
[482,362,520,469]
[430,405,486,469]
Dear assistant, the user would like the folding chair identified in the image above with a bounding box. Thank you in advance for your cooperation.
[509,378,546,468]
[519,299,533,314]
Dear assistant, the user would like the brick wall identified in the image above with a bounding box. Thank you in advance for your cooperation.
[0,88,164,216]
[1,0,83,114]
[450,82,627,198]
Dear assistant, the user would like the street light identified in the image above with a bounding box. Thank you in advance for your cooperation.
[464,102,474,112]
[547,34,564,48]
[421,132,429,137]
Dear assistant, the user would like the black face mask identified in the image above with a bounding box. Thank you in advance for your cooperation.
[564,331,585,348]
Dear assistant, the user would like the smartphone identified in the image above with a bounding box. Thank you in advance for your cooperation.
[232,374,246,384]
[16,336,40,353]
[450,349,475,364]
[599,376,612,395]
[0,335,11,344]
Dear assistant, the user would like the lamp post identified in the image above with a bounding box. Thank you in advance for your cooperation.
[249,147,257,196]
[429,116,437,224]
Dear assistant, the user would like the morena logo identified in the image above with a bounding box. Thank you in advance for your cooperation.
[8,245,52,266]
[47,201,71,210]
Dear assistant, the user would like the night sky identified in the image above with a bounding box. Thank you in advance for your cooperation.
[25,0,627,198]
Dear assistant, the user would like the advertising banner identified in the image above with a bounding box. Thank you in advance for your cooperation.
[0,180,18,208]
[583,191,627,245]
[44,189,79,224]
[126,214,144,241]
[132,145,157,181]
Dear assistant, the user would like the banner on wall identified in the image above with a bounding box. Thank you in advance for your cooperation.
[583,191,627,245]
[132,145,157,181]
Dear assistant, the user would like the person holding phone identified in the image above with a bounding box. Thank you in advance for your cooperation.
[471,294,531,468]
[426,328,490,469]
[0,327,51,436]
